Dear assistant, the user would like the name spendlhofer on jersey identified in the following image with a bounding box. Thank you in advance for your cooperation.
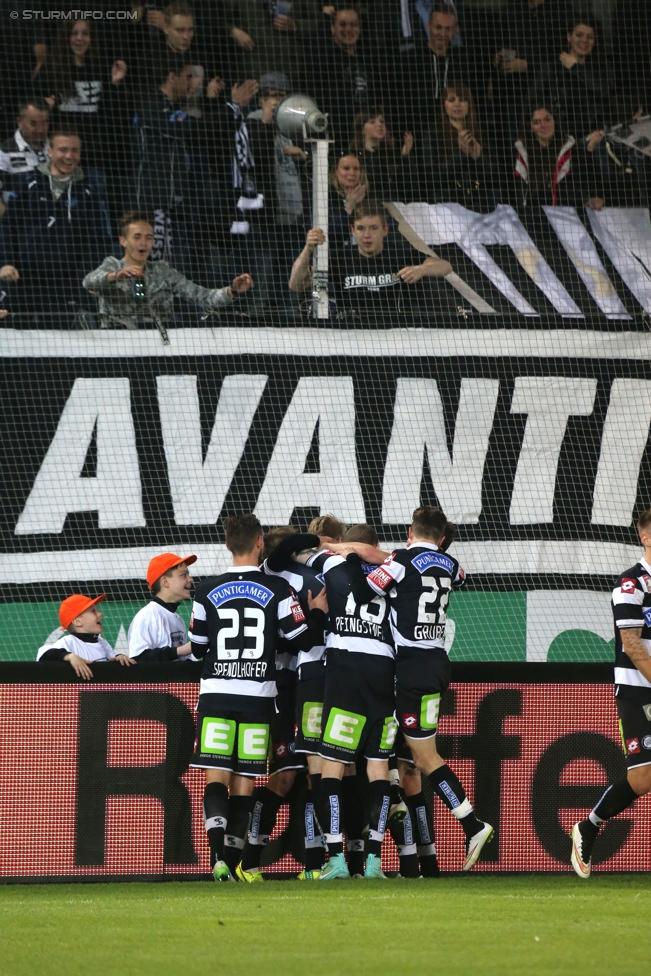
[189,567,309,698]
[263,558,327,672]
[306,550,393,658]
[364,542,465,651]
[612,559,651,698]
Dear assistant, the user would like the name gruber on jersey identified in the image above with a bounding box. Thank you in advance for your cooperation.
[414,624,445,641]
[207,580,273,608]
[212,660,269,679]
[344,273,399,290]
[335,615,385,639]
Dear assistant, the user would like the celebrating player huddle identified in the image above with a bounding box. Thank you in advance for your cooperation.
[37,505,651,880]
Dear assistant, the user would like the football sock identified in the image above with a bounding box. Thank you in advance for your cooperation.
[407,792,439,875]
[391,805,420,877]
[341,773,365,870]
[223,794,253,872]
[303,788,325,871]
[309,772,322,807]
[428,765,483,839]
[203,781,229,865]
[241,786,283,870]
[587,778,638,832]
[366,779,391,858]
[317,777,344,856]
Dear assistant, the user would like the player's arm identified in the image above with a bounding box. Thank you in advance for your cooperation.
[278,583,328,652]
[265,533,320,573]
[346,553,399,605]
[289,227,325,292]
[621,628,651,685]
[396,256,452,284]
[327,542,390,564]
[189,598,210,659]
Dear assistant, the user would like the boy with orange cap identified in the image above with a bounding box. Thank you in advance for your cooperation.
[37,594,133,680]
[127,552,198,661]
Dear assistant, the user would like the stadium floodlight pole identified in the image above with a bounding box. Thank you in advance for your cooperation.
[275,95,331,319]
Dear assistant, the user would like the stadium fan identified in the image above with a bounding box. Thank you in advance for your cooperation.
[409,5,472,132]
[512,103,604,211]
[188,513,327,882]
[349,107,415,201]
[329,153,368,245]
[237,525,328,881]
[240,72,308,309]
[345,506,494,872]
[308,7,377,148]
[289,201,452,319]
[127,552,197,661]
[82,211,253,335]
[419,84,501,212]
[0,99,50,201]
[0,128,109,324]
[36,19,129,175]
[36,594,133,680]
[571,508,651,879]
[221,0,322,85]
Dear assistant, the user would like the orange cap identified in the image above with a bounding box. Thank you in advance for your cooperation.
[59,593,106,630]
[146,552,197,588]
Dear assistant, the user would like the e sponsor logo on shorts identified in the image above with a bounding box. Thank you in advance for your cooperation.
[420,693,441,731]
[201,717,235,755]
[302,701,323,738]
[379,715,399,751]
[323,707,366,750]
[238,723,270,760]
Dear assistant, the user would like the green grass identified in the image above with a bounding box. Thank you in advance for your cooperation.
[1,876,650,976]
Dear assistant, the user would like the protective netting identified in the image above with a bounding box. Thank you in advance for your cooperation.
[1,2,651,662]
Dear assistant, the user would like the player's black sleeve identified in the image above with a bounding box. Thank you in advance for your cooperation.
[266,533,320,572]
[38,647,69,662]
[286,607,327,653]
[346,553,377,605]
[135,646,179,661]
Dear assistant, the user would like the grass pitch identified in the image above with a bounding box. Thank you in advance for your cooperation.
[1,875,649,976]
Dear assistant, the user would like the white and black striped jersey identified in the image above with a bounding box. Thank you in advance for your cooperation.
[189,566,310,699]
[37,632,116,663]
[612,559,651,701]
[361,542,465,651]
[306,550,393,659]
[127,598,188,660]
[263,558,327,675]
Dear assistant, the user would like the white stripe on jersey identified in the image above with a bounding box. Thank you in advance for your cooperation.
[616,618,645,629]
[276,650,298,671]
[614,666,651,690]
[388,608,445,651]
[191,600,207,620]
[612,586,644,606]
[306,551,344,574]
[327,633,395,658]
[263,561,305,592]
[199,677,277,697]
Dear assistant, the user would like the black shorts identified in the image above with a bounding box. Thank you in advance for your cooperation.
[395,646,451,740]
[191,693,275,777]
[319,648,397,764]
[269,669,305,774]
[295,669,326,755]
[616,696,651,769]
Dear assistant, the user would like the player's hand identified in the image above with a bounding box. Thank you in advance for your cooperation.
[110,266,145,282]
[344,182,367,213]
[284,146,308,161]
[586,130,605,152]
[65,653,94,680]
[306,227,326,250]
[114,654,136,666]
[308,586,328,614]
[559,51,578,69]
[111,60,128,84]
[231,273,254,293]
[176,642,192,657]
[0,265,20,282]
[397,265,424,284]
[231,79,259,107]
[231,27,255,51]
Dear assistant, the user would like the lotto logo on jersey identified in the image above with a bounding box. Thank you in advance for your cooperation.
[402,713,418,730]
[621,578,637,594]
[626,737,641,755]
[274,742,287,758]
[290,601,306,624]
[368,566,392,589]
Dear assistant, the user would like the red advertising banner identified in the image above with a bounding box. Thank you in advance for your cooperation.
[0,680,648,879]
